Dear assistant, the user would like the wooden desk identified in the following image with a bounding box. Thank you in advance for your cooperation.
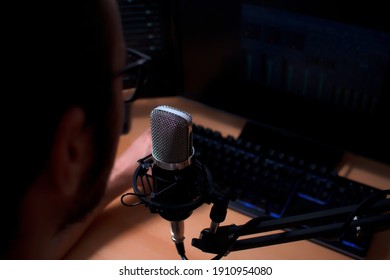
[64,96,390,260]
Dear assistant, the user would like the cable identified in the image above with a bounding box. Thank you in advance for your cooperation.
[121,192,145,207]
[175,242,188,260]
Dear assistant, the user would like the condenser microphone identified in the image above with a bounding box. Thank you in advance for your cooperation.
[146,105,212,257]
[129,105,212,258]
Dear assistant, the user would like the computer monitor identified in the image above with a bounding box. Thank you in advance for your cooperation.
[119,0,390,166]
[175,0,390,166]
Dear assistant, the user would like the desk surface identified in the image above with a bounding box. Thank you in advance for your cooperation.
[64,96,390,260]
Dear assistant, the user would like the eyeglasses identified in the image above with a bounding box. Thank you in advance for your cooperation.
[118,48,151,134]
[119,48,151,103]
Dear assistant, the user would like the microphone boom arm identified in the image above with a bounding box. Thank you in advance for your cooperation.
[192,189,390,258]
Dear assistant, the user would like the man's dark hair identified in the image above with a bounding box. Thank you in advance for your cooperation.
[2,0,117,257]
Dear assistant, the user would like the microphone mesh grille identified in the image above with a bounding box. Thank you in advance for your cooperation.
[150,106,192,164]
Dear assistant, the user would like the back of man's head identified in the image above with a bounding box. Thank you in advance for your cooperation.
[2,0,115,258]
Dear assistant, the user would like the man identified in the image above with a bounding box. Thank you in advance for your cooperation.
[2,0,152,259]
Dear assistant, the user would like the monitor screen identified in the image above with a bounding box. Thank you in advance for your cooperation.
[175,0,390,165]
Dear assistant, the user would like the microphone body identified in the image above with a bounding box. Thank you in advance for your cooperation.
[130,105,211,258]
[147,105,210,251]
[149,105,201,220]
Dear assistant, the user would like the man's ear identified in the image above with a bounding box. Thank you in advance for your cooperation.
[49,107,92,197]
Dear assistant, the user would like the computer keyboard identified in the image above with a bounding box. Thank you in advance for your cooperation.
[192,122,382,259]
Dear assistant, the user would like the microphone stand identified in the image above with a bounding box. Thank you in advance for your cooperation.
[192,189,390,259]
